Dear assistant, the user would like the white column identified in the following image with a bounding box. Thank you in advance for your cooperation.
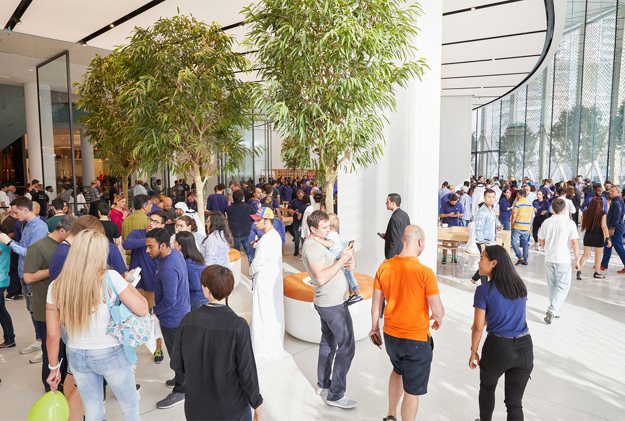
[80,131,95,185]
[338,0,443,274]
[439,95,473,187]
[24,82,43,183]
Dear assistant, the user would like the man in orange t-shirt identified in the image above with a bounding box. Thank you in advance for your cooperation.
[371,225,445,421]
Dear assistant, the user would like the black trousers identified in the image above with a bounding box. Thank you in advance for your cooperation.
[471,243,489,284]
[6,252,21,297]
[35,320,68,392]
[162,326,185,394]
[479,334,533,421]
[532,214,547,243]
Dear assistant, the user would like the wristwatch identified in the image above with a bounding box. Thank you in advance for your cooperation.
[6,240,12,247]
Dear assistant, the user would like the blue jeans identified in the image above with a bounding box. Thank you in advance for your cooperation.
[343,269,359,292]
[459,219,470,227]
[545,262,572,316]
[315,302,355,402]
[0,287,15,344]
[191,298,208,311]
[499,218,510,231]
[234,236,254,263]
[67,345,140,421]
[292,222,302,254]
[239,405,252,421]
[601,228,625,268]
[511,229,530,262]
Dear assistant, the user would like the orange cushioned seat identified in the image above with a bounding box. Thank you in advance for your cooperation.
[283,272,374,302]
[229,249,241,263]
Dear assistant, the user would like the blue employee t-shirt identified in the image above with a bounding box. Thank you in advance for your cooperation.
[440,201,464,227]
[49,241,128,281]
[207,194,229,214]
[474,281,528,337]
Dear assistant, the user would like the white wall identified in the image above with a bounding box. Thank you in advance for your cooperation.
[271,128,287,171]
[439,95,473,187]
[338,0,443,276]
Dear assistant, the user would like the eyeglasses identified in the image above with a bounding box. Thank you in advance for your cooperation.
[148,218,162,224]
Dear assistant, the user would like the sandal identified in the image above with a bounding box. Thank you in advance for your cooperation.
[383,417,398,421]
[576,270,582,280]
[593,272,605,279]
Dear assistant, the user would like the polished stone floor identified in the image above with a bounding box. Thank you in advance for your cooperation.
[1,239,624,420]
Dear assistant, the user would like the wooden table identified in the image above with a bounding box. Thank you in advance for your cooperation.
[437,226,511,254]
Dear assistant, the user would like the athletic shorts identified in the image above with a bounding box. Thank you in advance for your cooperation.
[384,333,434,395]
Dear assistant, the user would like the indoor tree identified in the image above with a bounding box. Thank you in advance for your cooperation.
[121,14,254,213]
[244,0,427,211]
[76,52,142,203]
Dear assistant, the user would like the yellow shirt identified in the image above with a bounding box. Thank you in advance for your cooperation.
[512,197,533,231]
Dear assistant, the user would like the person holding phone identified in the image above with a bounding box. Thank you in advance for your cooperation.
[370,225,445,421]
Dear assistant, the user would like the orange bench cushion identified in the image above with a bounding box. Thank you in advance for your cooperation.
[229,249,241,262]
[283,272,374,302]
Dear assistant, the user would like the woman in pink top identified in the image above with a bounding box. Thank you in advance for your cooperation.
[109,195,129,232]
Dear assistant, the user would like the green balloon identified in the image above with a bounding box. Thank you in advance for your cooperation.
[28,391,70,421]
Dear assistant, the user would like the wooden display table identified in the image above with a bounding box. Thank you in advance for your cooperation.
[283,272,374,343]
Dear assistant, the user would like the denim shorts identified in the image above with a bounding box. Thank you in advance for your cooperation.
[384,333,434,396]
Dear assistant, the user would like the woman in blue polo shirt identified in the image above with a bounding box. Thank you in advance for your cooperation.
[498,188,512,230]
[469,245,533,421]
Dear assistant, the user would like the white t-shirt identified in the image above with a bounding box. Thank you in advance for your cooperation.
[0,190,10,214]
[537,214,579,264]
[300,205,315,238]
[550,197,575,216]
[46,270,128,349]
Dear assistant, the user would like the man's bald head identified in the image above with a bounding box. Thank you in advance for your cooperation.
[402,225,425,245]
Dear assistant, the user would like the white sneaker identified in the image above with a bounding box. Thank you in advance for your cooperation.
[29,351,43,364]
[316,387,329,395]
[20,341,42,355]
[327,396,358,409]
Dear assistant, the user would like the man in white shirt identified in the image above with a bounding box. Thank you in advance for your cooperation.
[549,187,575,218]
[538,198,580,325]
[0,184,11,218]
[133,180,148,197]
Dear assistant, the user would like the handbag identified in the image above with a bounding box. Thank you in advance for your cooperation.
[103,271,151,365]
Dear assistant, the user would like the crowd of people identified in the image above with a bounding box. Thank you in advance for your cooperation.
[0,171,606,420]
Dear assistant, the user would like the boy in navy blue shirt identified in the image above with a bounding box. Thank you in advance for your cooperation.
[206,184,229,214]
[439,194,464,264]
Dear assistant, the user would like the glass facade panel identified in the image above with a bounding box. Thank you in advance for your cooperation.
[473,1,623,184]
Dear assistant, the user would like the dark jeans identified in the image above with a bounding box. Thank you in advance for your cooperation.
[190,298,208,311]
[314,302,355,402]
[162,326,185,394]
[499,218,510,231]
[0,287,15,344]
[479,334,533,421]
[239,405,252,421]
[233,236,254,263]
[292,222,301,254]
[7,251,21,297]
[35,320,68,392]
[601,228,625,269]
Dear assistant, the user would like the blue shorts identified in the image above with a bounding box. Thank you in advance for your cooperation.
[384,333,434,395]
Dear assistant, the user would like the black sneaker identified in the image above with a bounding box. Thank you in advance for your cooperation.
[136,384,142,392]
[6,294,24,301]
[544,311,554,325]
[0,342,16,349]
[165,378,175,389]
[515,259,525,266]
[157,392,185,409]
[576,271,582,280]
[346,294,363,306]
[103,386,107,404]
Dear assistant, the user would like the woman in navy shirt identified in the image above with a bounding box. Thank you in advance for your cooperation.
[498,188,512,230]
[173,231,207,311]
[469,245,533,421]
[532,189,550,250]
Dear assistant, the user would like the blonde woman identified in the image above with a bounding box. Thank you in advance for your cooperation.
[109,195,129,232]
[45,230,148,421]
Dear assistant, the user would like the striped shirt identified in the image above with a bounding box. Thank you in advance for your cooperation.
[512,197,534,231]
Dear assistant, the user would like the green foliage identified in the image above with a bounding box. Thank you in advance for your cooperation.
[75,52,142,182]
[244,0,427,206]
[120,14,254,205]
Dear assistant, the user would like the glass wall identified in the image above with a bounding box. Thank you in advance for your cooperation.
[472,1,625,184]
[223,115,272,183]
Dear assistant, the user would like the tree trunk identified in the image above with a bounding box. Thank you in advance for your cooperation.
[324,173,336,215]
[122,173,130,205]
[192,164,206,224]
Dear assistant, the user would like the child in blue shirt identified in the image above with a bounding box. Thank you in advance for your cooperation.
[313,213,362,305]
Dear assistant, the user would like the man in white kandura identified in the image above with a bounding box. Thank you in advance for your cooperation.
[249,207,285,359]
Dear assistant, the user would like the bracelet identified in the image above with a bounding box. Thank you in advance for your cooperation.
[48,358,63,370]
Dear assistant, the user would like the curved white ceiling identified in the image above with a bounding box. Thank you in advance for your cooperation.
[1,0,562,108]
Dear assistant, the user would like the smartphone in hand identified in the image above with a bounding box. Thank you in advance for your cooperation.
[346,240,355,251]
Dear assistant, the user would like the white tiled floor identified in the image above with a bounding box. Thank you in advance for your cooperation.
[1,241,624,420]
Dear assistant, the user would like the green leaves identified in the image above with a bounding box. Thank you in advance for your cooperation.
[244,0,427,192]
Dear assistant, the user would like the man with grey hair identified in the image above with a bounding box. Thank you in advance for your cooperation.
[371,225,445,421]
[600,185,625,272]
[23,214,76,388]
[538,199,579,325]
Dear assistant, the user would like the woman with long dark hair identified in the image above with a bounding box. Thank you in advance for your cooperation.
[200,212,234,268]
[578,196,610,279]
[498,188,512,231]
[532,189,549,251]
[174,231,208,310]
[469,245,533,421]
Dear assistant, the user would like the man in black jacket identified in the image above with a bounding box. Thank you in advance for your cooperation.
[380,193,411,260]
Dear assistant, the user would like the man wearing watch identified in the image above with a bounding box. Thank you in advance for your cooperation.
[0,197,49,355]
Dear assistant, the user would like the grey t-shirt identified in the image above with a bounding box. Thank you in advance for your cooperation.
[302,238,348,307]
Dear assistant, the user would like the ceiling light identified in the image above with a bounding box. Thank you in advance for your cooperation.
[0,75,12,79]
[28,68,34,72]
[471,7,476,11]
[109,23,115,28]
[81,42,87,46]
